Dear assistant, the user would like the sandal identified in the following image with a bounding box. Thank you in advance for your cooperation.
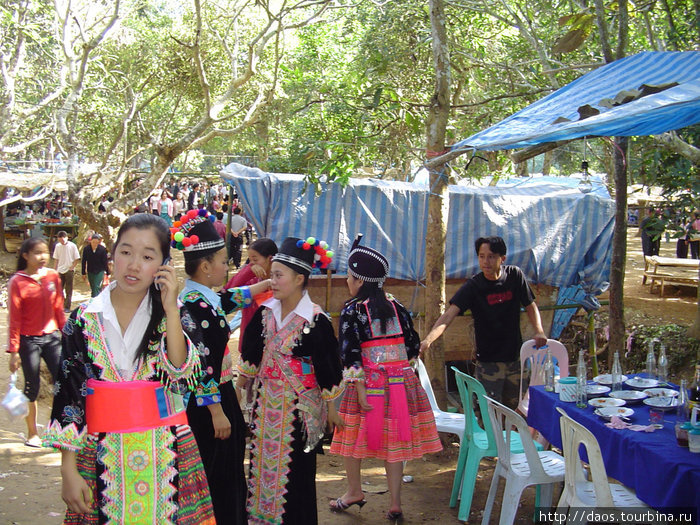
[329,496,367,512]
[24,435,42,448]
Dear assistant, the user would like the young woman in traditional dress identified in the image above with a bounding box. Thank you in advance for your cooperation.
[43,213,216,524]
[175,209,270,524]
[329,236,442,520]
[236,236,344,525]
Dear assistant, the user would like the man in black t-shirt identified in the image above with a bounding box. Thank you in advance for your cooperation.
[420,236,546,409]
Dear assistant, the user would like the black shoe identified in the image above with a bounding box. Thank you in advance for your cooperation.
[386,510,403,521]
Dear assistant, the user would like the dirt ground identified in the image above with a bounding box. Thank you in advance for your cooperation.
[0,230,695,524]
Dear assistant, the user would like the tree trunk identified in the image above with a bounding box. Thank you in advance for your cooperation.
[515,160,528,177]
[0,203,6,253]
[608,136,628,365]
[542,150,553,176]
[424,0,451,409]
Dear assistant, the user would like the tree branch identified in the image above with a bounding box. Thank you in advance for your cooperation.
[616,0,628,60]
[592,0,614,63]
[654,131,700,165]
[192,0,212,111]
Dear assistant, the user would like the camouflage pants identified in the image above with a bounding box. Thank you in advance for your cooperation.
[475,360,527,411]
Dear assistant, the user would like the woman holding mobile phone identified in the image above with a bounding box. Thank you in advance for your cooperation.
[44,214,216,524]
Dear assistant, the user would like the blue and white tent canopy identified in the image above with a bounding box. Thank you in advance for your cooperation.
[221,164,614,295]
[451,51,700,153]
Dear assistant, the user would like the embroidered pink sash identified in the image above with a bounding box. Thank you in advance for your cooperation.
[86,379,187,433]
[361,339,411,450]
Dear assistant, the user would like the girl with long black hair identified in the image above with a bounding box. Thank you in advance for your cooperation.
[330,236,441,520]
[43,213,215,524]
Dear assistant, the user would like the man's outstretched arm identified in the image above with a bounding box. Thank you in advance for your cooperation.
[525,301,547,347]
[419,304,462,355]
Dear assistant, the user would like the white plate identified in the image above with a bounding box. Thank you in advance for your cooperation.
[593,374,628,385]
[595,406,634,418]
[642,388,679,398]
[586,384,611,397]
[589,397,625,408]
[643,397,679,410]
[608,390,648,404]
[625,377,659,389]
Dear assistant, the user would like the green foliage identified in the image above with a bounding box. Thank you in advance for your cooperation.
[630,127,700,208]
[1,0,697,194]
[625,324,700,379]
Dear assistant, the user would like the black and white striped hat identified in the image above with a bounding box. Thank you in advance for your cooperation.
[347,234,388,286]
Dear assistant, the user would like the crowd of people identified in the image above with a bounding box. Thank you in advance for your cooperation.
[141,180,255,268]
[6,208,552,524]
[639,206,700,259]
[5,179,700,523]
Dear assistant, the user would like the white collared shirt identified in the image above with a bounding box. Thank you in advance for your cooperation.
[85,281,151,379]
[262,290,314,329]
[53,241,80,274]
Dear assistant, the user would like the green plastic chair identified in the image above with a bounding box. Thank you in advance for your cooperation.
[450,367,543,522]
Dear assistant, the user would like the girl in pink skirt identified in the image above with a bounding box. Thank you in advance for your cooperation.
[330,236,441,520]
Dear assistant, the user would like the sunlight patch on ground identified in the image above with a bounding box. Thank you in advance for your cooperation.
[0,442,61,467]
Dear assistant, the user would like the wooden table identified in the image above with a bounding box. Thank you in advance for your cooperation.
[3,222,32,240]
[642,255,699,297]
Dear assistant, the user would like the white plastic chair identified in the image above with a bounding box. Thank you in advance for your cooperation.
[416,358,465,444]
[482,396,565,525]
[518,339,569,417]
[555,407,651,522]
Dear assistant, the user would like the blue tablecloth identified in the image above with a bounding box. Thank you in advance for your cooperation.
[528,382,700,515]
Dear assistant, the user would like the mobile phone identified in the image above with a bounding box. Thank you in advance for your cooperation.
[154,257,171,290]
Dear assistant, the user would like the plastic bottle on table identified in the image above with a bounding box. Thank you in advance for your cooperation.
[576,349,587,408]
[543,348,555,392]
[611,351,623,392]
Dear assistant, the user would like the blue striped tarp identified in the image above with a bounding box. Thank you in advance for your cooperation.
[452,51,700,152]
[221,164,614,295]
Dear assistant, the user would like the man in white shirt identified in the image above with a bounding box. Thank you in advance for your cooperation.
[53,230,81,312]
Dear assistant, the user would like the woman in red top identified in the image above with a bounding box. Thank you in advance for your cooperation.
[224,237,277,352]
[7,237,65,447]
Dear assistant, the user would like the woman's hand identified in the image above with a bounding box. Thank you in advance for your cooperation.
[155,261,178,312]
[8,353,20,373]
[250,264,267,280]
[61,454,92,515]
[327,401,345,431]
[235,376,249,406]
[208,404,231,440]
[355,382,373,411]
